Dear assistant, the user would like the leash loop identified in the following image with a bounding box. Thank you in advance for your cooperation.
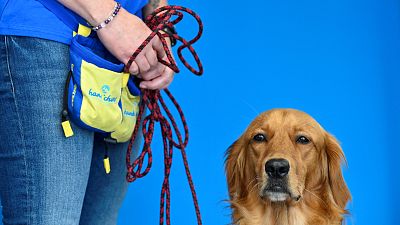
[125,6,203,225]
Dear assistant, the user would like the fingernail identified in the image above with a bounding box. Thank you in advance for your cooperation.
[140,83,147,89]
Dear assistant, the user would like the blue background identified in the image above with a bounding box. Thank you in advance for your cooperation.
[1,0,398,224]
[118,0,400,224]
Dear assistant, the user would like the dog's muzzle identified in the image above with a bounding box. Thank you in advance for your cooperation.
[262,158,292,202]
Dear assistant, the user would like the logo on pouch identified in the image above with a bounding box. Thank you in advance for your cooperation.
[124,109,138,117]
[102,85,110,94]
[88,84,117,103]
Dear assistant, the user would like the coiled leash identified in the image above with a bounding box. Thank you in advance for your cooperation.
[124,6,203,225]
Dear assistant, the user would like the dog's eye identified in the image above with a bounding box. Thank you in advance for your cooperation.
[253,134,266,142]
[296,136,310,144]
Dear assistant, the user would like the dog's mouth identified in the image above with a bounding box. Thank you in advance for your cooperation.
[262,184,290,202]
[261,182,301,202]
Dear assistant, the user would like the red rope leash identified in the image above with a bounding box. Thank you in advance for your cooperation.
[124,6,203,225]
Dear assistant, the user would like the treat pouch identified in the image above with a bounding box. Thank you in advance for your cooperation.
[63,34,141,143]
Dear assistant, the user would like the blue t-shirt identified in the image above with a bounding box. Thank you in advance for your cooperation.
[0,0,148,44]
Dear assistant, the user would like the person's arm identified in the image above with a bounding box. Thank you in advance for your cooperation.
[57,0,115,26]
[58,0,173,90]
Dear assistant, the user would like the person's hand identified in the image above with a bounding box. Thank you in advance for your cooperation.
[97,8,174,90]
[139,36,175,90]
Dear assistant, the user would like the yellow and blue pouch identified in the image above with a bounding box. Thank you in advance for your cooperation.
[61,32,141,144]
[38,0,142,173]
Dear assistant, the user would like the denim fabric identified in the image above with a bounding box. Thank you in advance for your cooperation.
[0,35,139,225]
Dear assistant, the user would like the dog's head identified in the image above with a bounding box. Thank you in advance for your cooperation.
[225,109,350,211]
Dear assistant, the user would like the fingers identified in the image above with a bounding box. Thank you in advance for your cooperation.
[140,62,166,81]
[122,34,173,90]
[139,48,174,89]
[127,44,166,80]
[134,54,151,74]
[128,61,139,75]
[152,36,166,59]
[146,48,158,68]
[139,67,174,90]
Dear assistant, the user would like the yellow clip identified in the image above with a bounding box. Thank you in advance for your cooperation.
[73,24,92,37]
[78,24,91,37]
[61,121,74,138]
[103,156,111,174]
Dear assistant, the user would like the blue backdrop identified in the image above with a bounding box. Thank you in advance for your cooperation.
[118,0,400,224]
[1,0,399,224]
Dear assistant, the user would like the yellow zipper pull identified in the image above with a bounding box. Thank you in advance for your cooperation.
[61,71,74,138]
[61,110,74,138]
[103,143,111,174]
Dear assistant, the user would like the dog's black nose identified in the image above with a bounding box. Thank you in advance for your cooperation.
[265,158,290,179]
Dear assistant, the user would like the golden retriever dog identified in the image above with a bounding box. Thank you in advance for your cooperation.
[225,109,350,225]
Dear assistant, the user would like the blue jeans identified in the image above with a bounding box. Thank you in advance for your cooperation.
[0,36,139,225]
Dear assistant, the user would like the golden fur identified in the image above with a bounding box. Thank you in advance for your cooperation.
[225,109,351,225]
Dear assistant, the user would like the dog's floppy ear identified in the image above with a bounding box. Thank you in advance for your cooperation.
[224,136,248,200]
[324,133,351,209]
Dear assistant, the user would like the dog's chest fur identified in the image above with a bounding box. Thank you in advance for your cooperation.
[237,205,307,225]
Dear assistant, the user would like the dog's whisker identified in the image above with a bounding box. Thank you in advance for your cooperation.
[245,177,258,191]
[249,180,261,195]
[246,178,261,196]
[239,98,260,118]
[304,188,329,208]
